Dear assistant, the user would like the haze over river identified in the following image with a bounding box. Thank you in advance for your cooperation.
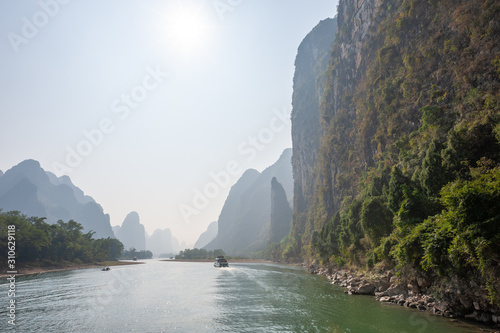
[0,260,481,332]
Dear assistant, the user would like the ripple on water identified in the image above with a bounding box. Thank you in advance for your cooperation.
[0,261,485,333]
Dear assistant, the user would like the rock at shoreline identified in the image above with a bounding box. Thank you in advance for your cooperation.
[357,283,376,295]
[309,264,500,328]
[382,283,407,297]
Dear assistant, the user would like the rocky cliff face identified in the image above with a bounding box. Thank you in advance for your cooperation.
[311,0,384,231]
[291,18,337,236]
[268,177,292,244]
[0,159,114,238]
[291,0,500,324]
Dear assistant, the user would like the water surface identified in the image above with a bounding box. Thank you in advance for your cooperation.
[0,260,482,332]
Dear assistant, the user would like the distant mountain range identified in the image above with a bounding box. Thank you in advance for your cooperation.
[204,148,293,256]
[112,212,181,256]
[0,159,114,238]
[147,228,181,257]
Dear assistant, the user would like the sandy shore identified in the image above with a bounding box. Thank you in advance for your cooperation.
[0,260,143,277]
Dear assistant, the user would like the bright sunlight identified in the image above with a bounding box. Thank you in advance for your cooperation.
[162,2,213,56]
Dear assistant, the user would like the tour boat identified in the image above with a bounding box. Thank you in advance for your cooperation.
[214,256,229,268]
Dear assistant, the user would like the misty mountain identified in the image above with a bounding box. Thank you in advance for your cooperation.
[112,225,121,236]
[147,228,181,257]
[205,148,293,255]
[194,221,218,249]
[115,211,146,251]
[0,159,114,238]
[268,177,292,244]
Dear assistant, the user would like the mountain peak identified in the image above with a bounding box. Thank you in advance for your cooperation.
[0,159,114,238]
[116,211,145,251]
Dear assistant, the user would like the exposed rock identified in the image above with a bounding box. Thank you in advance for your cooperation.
[474,301,481,311]
[357,283,376,295]
[375,278,391,292]
[382,284,407,297]
[480,312,492,324]
[465,311,481,321]
[291,17,337,235]
[309,264,500,327]
[434,302,450,313]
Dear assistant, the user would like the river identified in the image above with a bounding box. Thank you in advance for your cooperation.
[0,260,482,332]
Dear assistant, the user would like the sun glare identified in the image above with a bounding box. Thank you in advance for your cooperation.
[160,2,213,56]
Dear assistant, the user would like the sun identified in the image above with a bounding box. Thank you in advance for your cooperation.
[157,2,213,56]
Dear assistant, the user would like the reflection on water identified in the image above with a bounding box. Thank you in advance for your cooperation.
[0,260,482,332]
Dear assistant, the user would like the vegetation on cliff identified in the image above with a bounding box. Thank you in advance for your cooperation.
[285,0,500,307]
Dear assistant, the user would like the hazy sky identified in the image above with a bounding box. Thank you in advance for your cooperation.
[0,0,338,246]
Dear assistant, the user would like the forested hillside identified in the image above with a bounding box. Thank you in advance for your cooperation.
[285,0,500,313]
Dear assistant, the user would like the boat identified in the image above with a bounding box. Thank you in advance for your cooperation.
[214,256,229,268]
[101,267,110,271]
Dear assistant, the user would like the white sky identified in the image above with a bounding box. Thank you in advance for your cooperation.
[0,0,338,246]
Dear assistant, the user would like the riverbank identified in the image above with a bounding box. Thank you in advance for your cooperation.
[0,260,143,277]
[306,264,500,331]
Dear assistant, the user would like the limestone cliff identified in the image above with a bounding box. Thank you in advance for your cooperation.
[291,17,337,237]
[289,0,500,323]
[268,177,292,244]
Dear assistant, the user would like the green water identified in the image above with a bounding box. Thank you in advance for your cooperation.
[0,260,483,332]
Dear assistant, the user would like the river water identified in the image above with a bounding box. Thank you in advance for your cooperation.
[0,260,482,332]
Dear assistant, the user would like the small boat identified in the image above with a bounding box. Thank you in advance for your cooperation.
[133,257,138,261]
[214,256,229,268]
[101,267,110,271]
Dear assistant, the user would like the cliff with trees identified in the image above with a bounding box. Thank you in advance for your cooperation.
[284,0,500,320]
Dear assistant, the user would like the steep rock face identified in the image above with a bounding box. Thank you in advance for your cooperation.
[194,221,218,249]
[291,18,337,237]
[0,160,114,238]
[293,0,500,322]
[147,228,180,256]
[311,0,383,232]
[116,211,146,250]
[205,149,293,255]
[268,177,292,244]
